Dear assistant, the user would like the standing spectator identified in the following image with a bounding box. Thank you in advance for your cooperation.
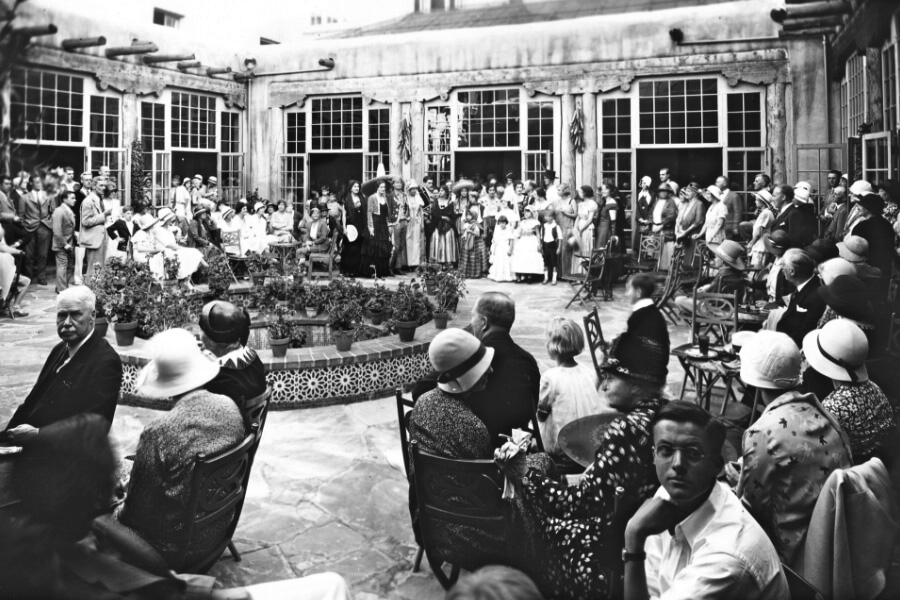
[341,180,368,275]
[820,169,843,224]
[571,185,598,275]
[595,183,619,251]
[649,183,678,265]
[635,175,654,253]
[428,185,458,268]
[172,175,192,219]
[0,174,27,246]
[541,209,562,285]
[51,190,77,293]
[458,207,487,279]
[488,215,515,282]
[718,175,745,241]
[554,183,577,278]
[511,206,544,283]
[390,178,409,271]
[674,183,706,263]
[19,173,53,284]
[786,182,818,248]
[79,177,111,282]
[543,169,558,203]
[658,167,679,195]
[823,186,849,242]
[694,185,727,246]
[747,189,776,267]
[850,193,895,278]
[769,184,797,239]
[72,172,93,283]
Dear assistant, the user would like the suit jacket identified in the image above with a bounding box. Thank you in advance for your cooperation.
[51,204,76,252]
[722,189,745,236]
[770,204,797,236]
[0,190,16,224]
[107,218,136,252]
[777,276,826,347]
[785,203,817,248]
[412,329,541,447]
[852,216,895,277]
[825,202,849,242]
[5,330,122,431]
[19,190,52,232]
[626,304,670,357]
[79,193,107,249]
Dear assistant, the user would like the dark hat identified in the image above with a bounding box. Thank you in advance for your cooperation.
[505,172,515,180]
[763,229,791,255]
[657,183,673,194]
[818,275,873,324]
[600,332,668,386]
[544,169,556,178]
[805,238,838,264]
[200,300,250,344]
[192,205,210,218]
[858,193,885,214]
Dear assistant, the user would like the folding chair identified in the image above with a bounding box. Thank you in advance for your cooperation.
[221,231,248,281]
[395,389,425,573]
[565,247,607,310]
[623,232,663,274]
[307,234,337,279]
[653,245,686,327]
[583,308,607,378]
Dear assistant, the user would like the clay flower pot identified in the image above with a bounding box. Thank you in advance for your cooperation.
[113,320,138,347]
[269,337,290,358]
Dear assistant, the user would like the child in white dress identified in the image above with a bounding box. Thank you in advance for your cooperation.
[488,215,515,282]
[537,317,613,458]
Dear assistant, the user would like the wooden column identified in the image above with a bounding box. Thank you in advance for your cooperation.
[410,100,425,184]
[582,92,597,190]
[0,75,10,176]
[122,93,138,207]
[390,100,402,176]
[766,82,787,185]
[561,93,576,188]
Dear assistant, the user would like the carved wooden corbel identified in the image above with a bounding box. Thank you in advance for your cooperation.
[224,93,246,109]
[272,93,307,109]
[719,64,780,87]
[94,70,165,97]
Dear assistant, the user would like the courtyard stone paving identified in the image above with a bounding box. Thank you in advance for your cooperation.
[0,275,746,598]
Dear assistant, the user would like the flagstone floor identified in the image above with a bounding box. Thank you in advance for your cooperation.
[0,275,749,598]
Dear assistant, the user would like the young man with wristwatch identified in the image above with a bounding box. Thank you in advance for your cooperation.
[622,402,789,600]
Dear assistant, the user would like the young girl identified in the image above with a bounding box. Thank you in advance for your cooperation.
[541,210,563,285]
[537,317,612,458]
[510,207,544,283]
[458,208,487,279]
[488,215,515,282]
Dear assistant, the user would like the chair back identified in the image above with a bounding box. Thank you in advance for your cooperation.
[221,231,242,256]
[691,290,739,346]
[243,387,271,440]
[637,233,663,268]
[166,427,257,573]
[655,246,685,304]
[522,413,545,453]
[583,308,607,377]
[396,388,416,476]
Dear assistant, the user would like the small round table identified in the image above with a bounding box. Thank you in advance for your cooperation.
[268,241,298,272]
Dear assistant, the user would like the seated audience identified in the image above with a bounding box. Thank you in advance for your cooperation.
[299,205,333,257]
[817,256,856,286]
[2,286,121,443]
[762,229,792,304]
[268,200,294,242]
[850,192,895,277]
[537,317,611,459]
[498,332,669,599]
[767,248,824,347]
[624,402,789,600]
[838,234,882,278]
[147,208,206,281]
[119,328,245,567]
[623,273,670,356]
[200,300,267,416]
[736,331,851,567]
[242,201,269,254]
[445,566,544,600]
[803,320,897,464]
[674,239,747,315]
[0,223,30,316]
[188,205,220,250]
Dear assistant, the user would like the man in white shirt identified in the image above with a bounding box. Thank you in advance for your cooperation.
[623,401,789,600]
[659,168,679,196]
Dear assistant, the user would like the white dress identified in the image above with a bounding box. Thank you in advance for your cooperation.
[510,218,545,275]
[537,362,614,455]
[488,225,515,282]
[152,226,204,279]
[242,214,269,254]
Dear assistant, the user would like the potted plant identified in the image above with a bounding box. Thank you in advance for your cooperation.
[246,251,276,285]
[432,268,467,329]
[326,296,363,351]
[94,298,110,338]
[364,281,391,326]
[302,282,324,317]
[205,248,233,299]
[267,305,292,358]
[416,261,442,295]
[163,254,180,287]
[137,285,192,339]
[391,279,434,342]
[101,259,155,346]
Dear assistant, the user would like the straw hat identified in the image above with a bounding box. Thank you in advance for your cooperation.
[192,205,210,218]
[138,213,159,230]
[157,207,176,224]
[837,235,869,263]
[221,207,235,221]
[802,320,868,383]
[793,186,811,204]
[193,174,204,181]
[818,257,857,285]
[136,328,220,398]
[429,329,495,394]
[849,180,873,196]
[207,176,218,185]
[739,330,802,390]
[713,240,746,270]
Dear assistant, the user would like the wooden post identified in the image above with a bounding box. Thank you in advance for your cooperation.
[122,94,139,207]
[390,100,402,176]
[561,93,576,189]
[0,75,10,177]
[582,92,597,190]
[410,100,425,185]
[767,82,787,185]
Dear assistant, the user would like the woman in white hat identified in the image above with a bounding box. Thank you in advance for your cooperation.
[146,207,206,281]
[130,213,164,278]
[243,201,270,254]
[119,328,245,565]
[694,184,727,246]
[803,320,896,464]
[747,189,776,267]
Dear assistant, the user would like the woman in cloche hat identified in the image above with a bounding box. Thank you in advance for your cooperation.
[119,328,246,563]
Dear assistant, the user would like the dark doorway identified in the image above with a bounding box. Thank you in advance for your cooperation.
[11,145,85,175]
[172,152,218,186]
[309,153,362,199]
[454,151,521,185]
[635,148,723,189]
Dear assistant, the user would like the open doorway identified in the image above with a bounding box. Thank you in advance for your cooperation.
[11,145,85,176]
[172,152,218,192]
[635,148,723,189]
[309,153,362,200]
[454,151,521,185]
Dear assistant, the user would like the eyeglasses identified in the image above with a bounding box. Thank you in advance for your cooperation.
[653,443,707,464]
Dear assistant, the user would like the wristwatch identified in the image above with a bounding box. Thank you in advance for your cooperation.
[622,549,646,563]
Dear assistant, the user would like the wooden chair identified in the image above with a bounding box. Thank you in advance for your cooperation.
[583,308,607,379]
[565,247,607,310]
[623,232,663,274]
[243,387,272,441]
[691,290,740,346]
[410,439,514,589]
[165,427,257,573]
[220,231,247,282]
[653,245,686,327]
[395,388,425,573]
[307,234,337,279]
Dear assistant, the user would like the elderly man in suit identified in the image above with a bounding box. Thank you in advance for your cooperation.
[80,178,112,282]
[51,190,78,293]
[766,248,825,347]
[2,286,122,445]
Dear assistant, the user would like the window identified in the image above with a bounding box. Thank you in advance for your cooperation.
[846,53,867,136]
[90,96,120,148]
[458,89,520,148]
[286,112,307,154]
[10,68,84,142]
[426,105,452,186]
[366,107,390,180]
[524,100,554,182]
[311,97,362,151]
[840,79,849,142]
[638,78,718,144]
[141,102,165,151]
[725,91,765,215]
[221,112,242,203]
[149,152,171,208]
[153,8,182,28]
[171,92,216,149]
[221,112,240,154]
[600,98,632,191]
[863,132,890,183]
[280,156,306,212]
[883,41,897,132]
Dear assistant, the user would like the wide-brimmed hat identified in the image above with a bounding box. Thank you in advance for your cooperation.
[859,193,885,214]
[138,213,159,230]
[657,183,673,194]
[763,229,791,255]
[345,224,359,243]
[713,240,746,270]
[805,238,838,264]
[818,274,873,324]
[157,207,176,224]
[837,235,869,263]
[600,332,668,386]
[793,186,811,204]
[849,180,873,196]
[221,207,235,220]
[752,189,774,206]
[803,320,868,383]
[207,176,218,185]
[739,330,801,390]
[452,179,476,194]
[704,185,722,201]
[193,174,204,181]
[136,328,220,398]
[429,329,495,394]
[200,301,250,345]
[192,205,210,218]
[818,257,857,285]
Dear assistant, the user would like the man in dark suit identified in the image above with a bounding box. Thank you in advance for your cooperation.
[106,205,136,253]
[785,183,818,248]
[769,185,797,238]
[2,286,122,444]
[413,292,541,447]
[624,272,670,357]
[774,249,825,347]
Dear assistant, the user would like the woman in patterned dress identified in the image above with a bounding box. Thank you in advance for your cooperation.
[570,186,598,276]
[390,178,409,271]
[429,186,458,266]
[457,208,487,279]
[554,184,577,279]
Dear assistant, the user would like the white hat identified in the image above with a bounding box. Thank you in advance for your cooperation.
[752,189,774,205]
[705,185,722,201]
[837,235,869,263]
[794,181,812,193]
[739,330,802,390]
[221,207,235,220]
[407,179,419,191]
[818,257,857,285]
[136,328,220,398]
[254,201,266,213]
[138,213,159,230]
[802,320,868,383]
[849,180,873,196]
[207,176,218,184]
[793,186,811,203]
[157,207,176,224]
[193,174,204,181]
[429,329,495,394]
